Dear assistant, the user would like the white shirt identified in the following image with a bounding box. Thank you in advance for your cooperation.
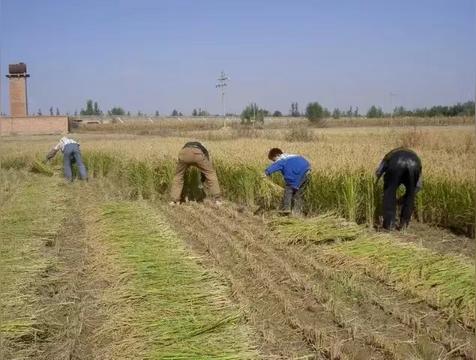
[53,137,78,153]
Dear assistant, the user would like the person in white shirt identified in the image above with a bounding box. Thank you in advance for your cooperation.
[46,137,88,181]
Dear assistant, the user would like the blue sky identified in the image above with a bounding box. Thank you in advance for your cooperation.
[0,0,474,115]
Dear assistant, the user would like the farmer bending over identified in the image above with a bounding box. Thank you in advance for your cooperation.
[169,141,222,205]
[264,148,311,215]
[46,136,88,181]
[376,147,422,230]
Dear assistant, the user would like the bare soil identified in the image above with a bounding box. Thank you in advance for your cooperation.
[393,222,475,260]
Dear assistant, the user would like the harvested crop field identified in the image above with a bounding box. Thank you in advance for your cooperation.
[0,125,474,359]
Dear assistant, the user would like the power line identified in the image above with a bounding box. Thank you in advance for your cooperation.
[216,70,229,118]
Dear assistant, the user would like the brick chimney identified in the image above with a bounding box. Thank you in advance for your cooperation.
[6,62,30,117]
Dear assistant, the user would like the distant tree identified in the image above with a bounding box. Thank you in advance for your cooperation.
[74,110,78,116]
[56,108,60,116]
[137,110,143,116]
[171,109,179,116]
[49,107,54,116]
[367,105,384,118]
[346,106,353,117]
[273,110,283,117]
[353,107,359,117]
[241,103,265,124]
[80,100,95,115]
[305,102,326,124]
[86,100,94,115]
[37,109,42,116]
[332,108,341,119]
[93,102,101,115]
[127,111,131,116]
[154,110,159,116]
[461,101,475,116]
[393,106,407,117]
[289,102,300,116]
[408,101,475,117]
[178,112,183,116]
[108,107,126,116]
[192,108,209,116]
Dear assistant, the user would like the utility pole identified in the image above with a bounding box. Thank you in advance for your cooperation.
[216,71,229,125]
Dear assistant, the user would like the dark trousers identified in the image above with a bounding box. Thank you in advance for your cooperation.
[282,174,310,214]
[382,166,420,229]
[63,143,88,181]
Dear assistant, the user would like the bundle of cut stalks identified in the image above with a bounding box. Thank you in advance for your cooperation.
[30,159,54,176]
[272,213,363,244]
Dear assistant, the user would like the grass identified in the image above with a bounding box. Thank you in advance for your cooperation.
[96,201,256,359]
[274,213,475,327]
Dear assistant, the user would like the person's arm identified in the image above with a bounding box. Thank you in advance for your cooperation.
[264,160,284,177]
[45,142,61,161]
[201,146,210,160]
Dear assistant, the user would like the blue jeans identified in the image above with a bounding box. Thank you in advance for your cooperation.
[63,143,88,181]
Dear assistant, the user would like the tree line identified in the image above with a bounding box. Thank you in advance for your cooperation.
[64,99,475,121]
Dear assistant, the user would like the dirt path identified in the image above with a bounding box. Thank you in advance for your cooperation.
[160,202,474,359]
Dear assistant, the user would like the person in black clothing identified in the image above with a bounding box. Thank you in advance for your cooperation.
[376,147,422,230]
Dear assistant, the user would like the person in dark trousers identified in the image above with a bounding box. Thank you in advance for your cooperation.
[169,141,221,205]
[46,136,88,181]
[376,147,422,230]
[264,148,311,215]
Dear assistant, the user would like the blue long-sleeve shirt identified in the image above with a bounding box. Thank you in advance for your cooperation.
[265,154,311,189]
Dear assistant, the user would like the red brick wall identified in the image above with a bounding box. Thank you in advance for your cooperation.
[0,116,68,136]
[9,77,28,117]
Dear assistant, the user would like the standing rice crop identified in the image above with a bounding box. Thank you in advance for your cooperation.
[1,145,474,237]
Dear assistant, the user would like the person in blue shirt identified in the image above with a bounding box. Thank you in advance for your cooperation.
[264,148,311,214]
